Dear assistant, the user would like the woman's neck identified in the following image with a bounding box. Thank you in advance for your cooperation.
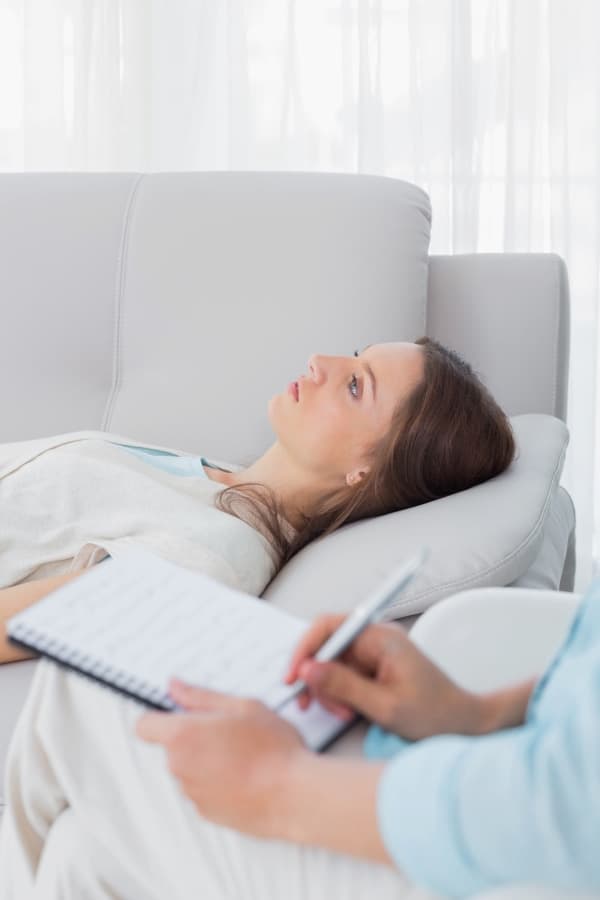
[201,464,236,486]
[202,460,303,534]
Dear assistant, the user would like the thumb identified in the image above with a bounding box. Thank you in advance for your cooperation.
[168,678,240,713]
[301,660,389,722]
[136,711,179,745]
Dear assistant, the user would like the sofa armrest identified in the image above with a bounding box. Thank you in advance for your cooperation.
[409,586,581,693]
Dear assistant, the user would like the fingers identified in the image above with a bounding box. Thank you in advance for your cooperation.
[168,679,242,712]
[341,624,405,674]
[137,679,266,745]
[297,689,354,720]
[284,616,406,685]
[136,711,181,745]
[299,659,391,723]
[284,614,347,683]
[136,681,242,744]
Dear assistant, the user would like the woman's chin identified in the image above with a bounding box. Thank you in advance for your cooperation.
[269,391,292,413]
[267,395,282,423]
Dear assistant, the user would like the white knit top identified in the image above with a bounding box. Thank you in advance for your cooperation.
[0,430,277,597]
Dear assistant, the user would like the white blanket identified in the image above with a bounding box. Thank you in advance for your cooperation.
[0,429,276,597]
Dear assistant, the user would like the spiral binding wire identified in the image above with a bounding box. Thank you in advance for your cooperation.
[10,621,170,708]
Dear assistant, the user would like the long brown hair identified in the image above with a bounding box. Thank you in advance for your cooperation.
[213,337,516,584]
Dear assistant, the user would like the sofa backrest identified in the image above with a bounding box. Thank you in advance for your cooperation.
[0,172,569,460]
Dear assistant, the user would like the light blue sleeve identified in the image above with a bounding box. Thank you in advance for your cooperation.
[373,686,600,898]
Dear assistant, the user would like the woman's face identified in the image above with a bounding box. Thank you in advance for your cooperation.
[269,342,425,482]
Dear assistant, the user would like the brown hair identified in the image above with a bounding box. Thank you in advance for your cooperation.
[213,337,516,585]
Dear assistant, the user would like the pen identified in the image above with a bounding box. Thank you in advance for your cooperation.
[271,546,429,713]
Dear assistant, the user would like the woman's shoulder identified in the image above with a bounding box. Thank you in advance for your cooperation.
[203,506,279,597]
[0,430,183,477]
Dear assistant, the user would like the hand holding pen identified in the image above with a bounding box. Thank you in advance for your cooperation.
[277,547,493,742]
[275,548,431,723]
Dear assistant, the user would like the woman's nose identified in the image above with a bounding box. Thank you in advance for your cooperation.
[307,354,348,384]
[307,354,326,384]
[308,353,321,382]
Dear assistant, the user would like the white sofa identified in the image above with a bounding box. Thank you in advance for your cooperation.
[0,172,582,898]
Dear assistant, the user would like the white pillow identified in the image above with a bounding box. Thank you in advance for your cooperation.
[259,413,569,620]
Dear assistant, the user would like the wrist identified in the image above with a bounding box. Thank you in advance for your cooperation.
[468,678,537,735]
[271,749,393,865]
[268,746,313,839]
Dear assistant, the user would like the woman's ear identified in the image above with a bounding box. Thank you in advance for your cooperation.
[345,467,370,487]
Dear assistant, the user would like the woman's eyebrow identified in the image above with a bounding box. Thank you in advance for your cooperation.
[360,344,376,402]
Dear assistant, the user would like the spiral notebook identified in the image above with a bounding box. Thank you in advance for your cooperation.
[6,547,360,752]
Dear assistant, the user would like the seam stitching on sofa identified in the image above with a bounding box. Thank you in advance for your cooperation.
[561,484,577,528]
[389,425,569,613]
[101,173,145,432]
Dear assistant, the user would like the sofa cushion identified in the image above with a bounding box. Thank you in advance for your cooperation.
[261,413,569,620]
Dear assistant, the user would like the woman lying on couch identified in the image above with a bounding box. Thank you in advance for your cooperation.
[0,337,528,898]
[0,337,513,665]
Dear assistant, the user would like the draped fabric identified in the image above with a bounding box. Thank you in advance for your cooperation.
[0,0,598,588]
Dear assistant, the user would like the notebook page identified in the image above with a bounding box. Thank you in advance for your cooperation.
[8,547,352,750]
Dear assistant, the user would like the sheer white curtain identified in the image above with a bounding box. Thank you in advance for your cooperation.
[1,0,599,589]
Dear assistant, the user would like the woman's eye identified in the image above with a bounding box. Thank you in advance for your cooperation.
[349,350,360,398]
